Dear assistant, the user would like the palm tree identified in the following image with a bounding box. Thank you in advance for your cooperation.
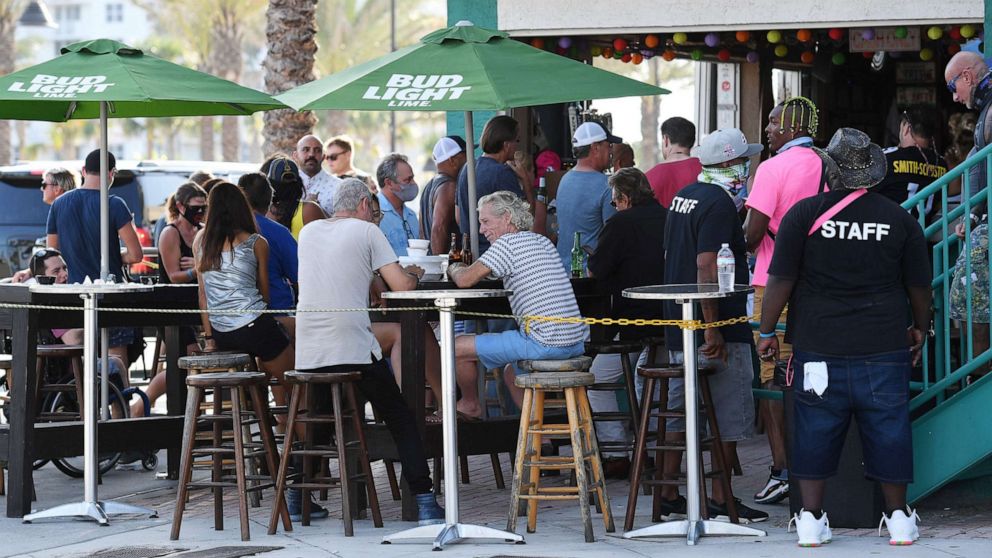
[0,0,27,164]
[261,0,317,156]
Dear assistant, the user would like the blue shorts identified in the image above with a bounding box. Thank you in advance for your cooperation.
[473,329,585,374]
[790,348,913,484]
[108,327,136,349]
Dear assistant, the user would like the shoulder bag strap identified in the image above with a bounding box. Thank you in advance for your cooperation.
[807,189,868,236]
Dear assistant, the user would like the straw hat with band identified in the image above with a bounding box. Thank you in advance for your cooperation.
[824,128,887,190]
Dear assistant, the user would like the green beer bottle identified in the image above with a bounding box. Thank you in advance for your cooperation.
[570,232,584,278]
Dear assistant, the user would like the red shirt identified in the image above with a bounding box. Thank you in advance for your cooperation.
[645,157,703,208]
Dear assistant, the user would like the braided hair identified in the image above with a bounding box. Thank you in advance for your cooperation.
[779,96,819,137]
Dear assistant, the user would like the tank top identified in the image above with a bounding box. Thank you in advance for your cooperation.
[201,234,267,332]
[291,202,306,240]
[157,222,198,284]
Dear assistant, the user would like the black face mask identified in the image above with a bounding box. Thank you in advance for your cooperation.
[181,206,206,225]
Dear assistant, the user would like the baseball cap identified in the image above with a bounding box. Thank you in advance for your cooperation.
[572,121,622,148]
[266,157,300,184]
[84,149,116,173]
[691,128,763,166]
[432,136,466,164]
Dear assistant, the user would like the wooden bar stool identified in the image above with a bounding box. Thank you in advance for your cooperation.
[623,365,738,532]
[507,357,614,543]
[268,370,382,537]
[35,344,85,421]
[170,371,286,541]
[584,341,644,463]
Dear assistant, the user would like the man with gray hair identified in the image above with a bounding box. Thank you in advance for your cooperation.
[295,177,445,525]
[293,133,342,216]
[376,153,421,256]
[448,191,588,418]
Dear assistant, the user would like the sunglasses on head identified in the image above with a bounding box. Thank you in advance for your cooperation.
[325,152,347,162]
[33,248,61,259]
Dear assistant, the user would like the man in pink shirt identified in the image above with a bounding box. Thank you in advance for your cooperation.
[646,117,703,208]
[744,96,826,506]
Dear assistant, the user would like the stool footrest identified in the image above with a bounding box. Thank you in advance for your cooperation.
[292,414,361,424]
[591,412,634,421]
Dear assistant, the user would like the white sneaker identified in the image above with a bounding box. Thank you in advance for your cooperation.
[789,509,832,547]
[879,508,920,546]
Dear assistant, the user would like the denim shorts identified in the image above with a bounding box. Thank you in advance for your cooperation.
[790,348,913,484]
[667,342,756,442]
[107,327,136,349]
[474,329,585,375]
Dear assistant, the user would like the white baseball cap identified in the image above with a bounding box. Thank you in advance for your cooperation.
[432,136,465,164]
[691,128,763,165]
[572,121,623,148]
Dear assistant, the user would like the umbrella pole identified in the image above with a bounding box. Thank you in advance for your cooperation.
[464,111,480,258]
[99,103,110,420]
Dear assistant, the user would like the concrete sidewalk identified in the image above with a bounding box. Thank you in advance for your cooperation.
[2,437,990,558]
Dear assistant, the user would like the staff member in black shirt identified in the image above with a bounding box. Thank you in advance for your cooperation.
[587,167,666,478]
[758,128,932,547]
[657,128,768,524]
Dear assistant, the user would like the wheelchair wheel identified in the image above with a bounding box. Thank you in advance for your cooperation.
[48,380,127,478]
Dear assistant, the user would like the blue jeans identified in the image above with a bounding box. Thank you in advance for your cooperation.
[791,348,913,483]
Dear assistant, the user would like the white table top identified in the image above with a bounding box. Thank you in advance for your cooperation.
[382,288,510,301]
[29,283,154,295]
[623,283,753,301]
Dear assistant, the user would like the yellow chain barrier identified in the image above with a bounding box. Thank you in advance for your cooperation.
[0,302,755,331]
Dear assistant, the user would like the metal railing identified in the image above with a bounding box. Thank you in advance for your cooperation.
[902,140,992,411]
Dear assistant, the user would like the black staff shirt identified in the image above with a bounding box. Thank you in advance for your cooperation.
[663,182,752,351]
[768,190,931,356]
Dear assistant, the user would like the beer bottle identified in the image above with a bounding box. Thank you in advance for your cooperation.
[570,232,584,278]
[448,233,461,263]
[460,233,473,265]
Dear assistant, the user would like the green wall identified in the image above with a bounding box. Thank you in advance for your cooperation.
[445,0,497,152]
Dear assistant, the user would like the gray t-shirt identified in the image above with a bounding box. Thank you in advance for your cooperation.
[479,231,588,347]
[296,217,397,369]
[555,169,616,271]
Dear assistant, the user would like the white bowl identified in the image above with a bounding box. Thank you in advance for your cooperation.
[407,247,429,258]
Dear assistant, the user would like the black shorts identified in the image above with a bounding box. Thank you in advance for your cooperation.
[213,314,290,362]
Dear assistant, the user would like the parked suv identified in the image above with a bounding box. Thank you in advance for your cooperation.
[0,160,256,278]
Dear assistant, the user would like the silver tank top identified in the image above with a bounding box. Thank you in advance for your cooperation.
[202,234,267,332]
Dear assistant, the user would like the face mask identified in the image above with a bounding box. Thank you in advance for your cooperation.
[699,160,751,197]
[396,182,418,202]
[181,206,205,225]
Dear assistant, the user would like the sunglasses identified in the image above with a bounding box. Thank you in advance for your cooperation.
[325,151,347,162]
[947,72,964,94]
[33,248,61,259]
[185,205,207,215]
[40,182,57,190]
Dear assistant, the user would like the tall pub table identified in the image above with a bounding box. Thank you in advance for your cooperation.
[22,282,156,524]
[621,284,766,545]
[380,289,524,550]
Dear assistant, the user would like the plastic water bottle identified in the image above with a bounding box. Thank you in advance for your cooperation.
[717,243,735,292]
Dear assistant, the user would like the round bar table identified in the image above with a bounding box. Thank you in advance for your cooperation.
[24,282,157,525]
[621,284,766,545]
[381,289,524,550]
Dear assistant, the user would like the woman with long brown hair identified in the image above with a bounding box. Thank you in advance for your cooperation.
[193,182,294,386]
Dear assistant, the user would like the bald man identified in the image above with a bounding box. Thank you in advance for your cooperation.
[946,52,992,220]
[293,134,341,215]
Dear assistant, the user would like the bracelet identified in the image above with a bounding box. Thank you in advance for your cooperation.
[187,269,195,281]
[758,331,776,338]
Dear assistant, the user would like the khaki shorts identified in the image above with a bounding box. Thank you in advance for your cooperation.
[753,285,791,384]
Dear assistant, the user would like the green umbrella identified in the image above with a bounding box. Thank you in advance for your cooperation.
[0,38,286,279]
[277,21,668,256]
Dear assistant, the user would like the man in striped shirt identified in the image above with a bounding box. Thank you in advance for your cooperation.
[448,191,588,419]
